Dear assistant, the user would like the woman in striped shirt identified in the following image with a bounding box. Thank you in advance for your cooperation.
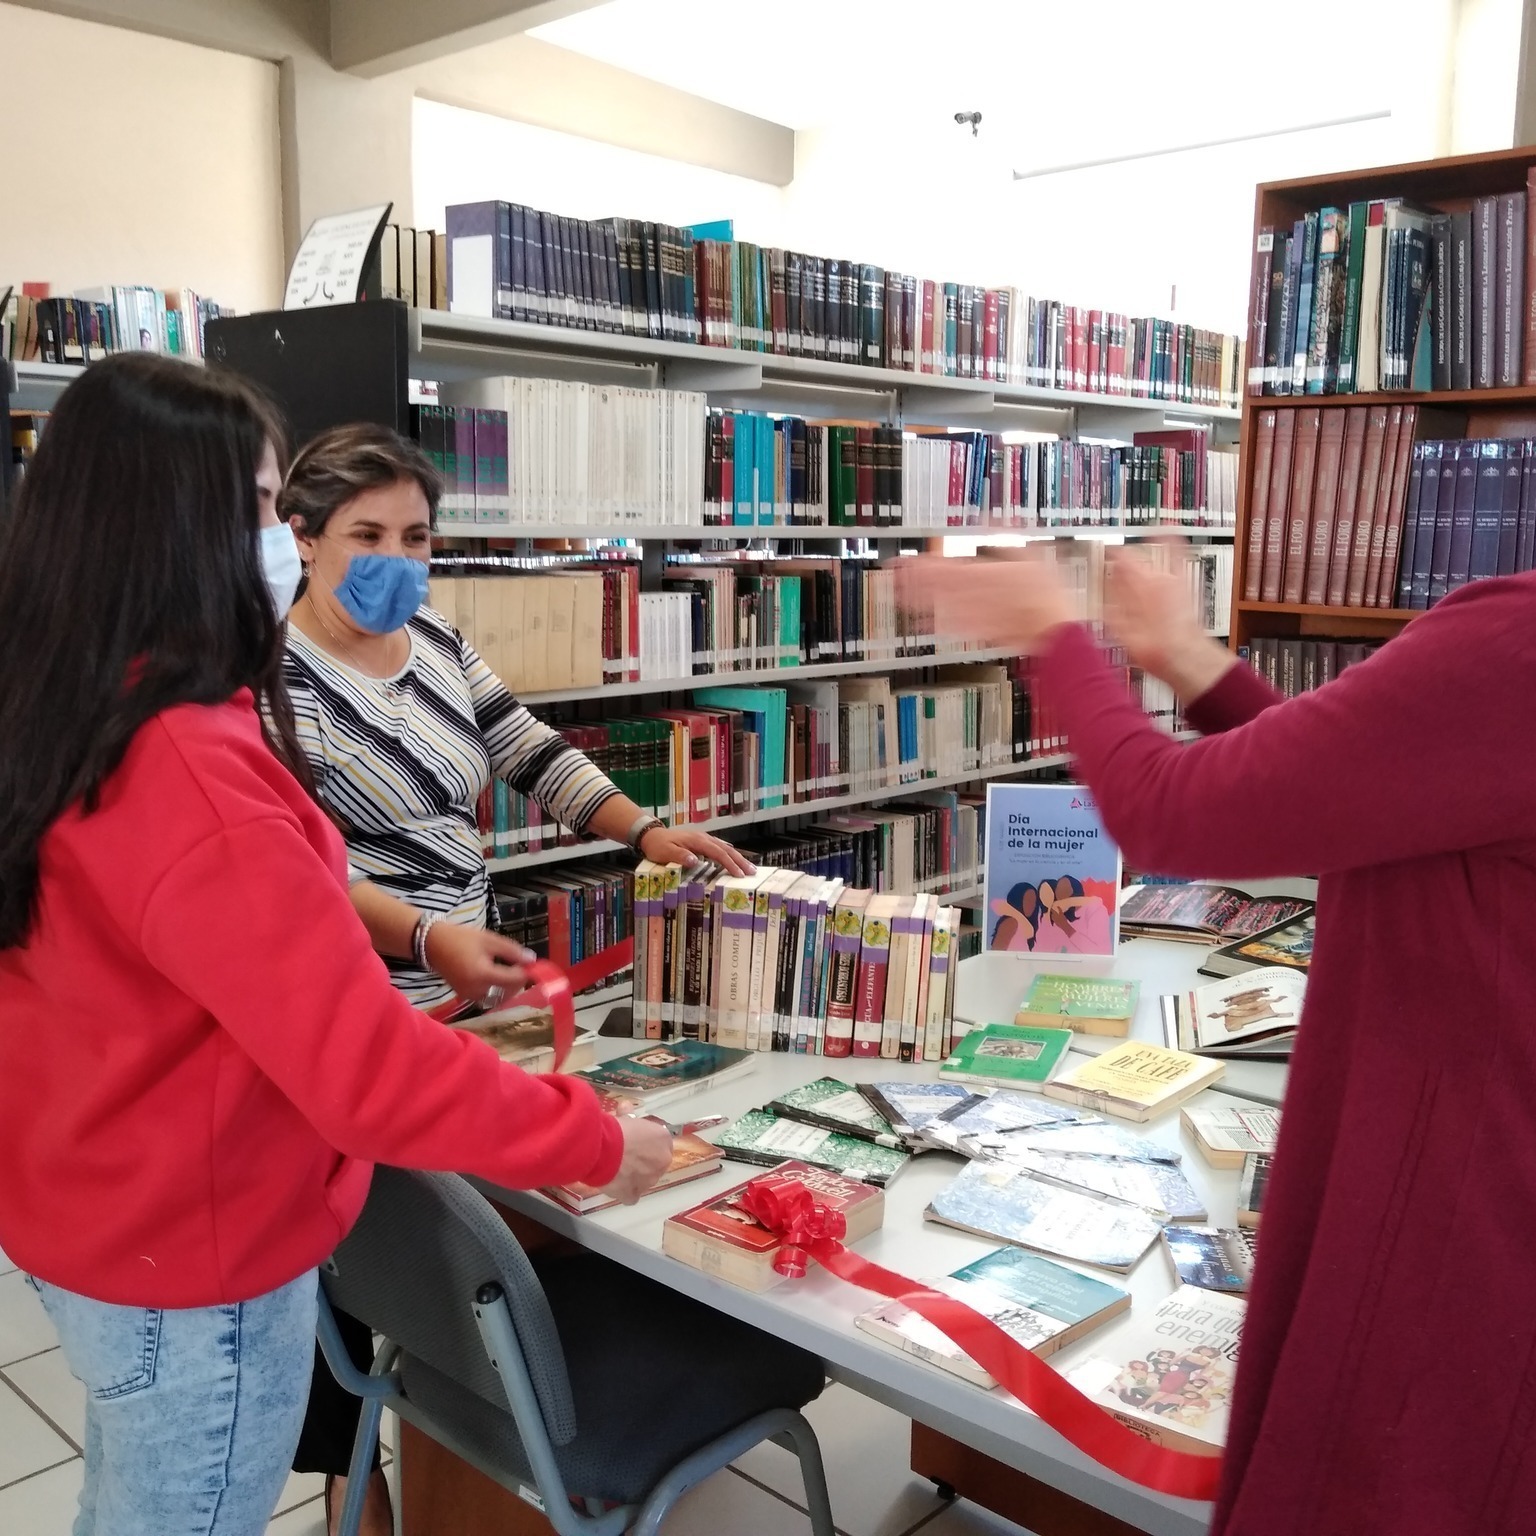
[279,424,748,1533]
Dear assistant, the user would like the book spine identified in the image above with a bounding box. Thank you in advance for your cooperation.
[852,906,892,1059]
[1337,204,1368,393]
[1430,214,1453,393]
[1475,196,1497,389]
[1426,441,1461,605]
[1370,404,1417,606]
[1280,408,1322,603]
[1452,208,1474,391]
[822,902,864,1058]
[1499,192,1526,388]
[713,888,756,1051]
[1346,405,1398,608]
[1303,409,1347,606]
[1468,439,1505,582]
[1499,439,1525,576]
[1444,439,1480,595]
[1247,230,1274,395]
[1258,411,1296,603]
[1243,409,1277,601]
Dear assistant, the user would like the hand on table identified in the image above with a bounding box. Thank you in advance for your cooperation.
[896,551,1078,654]
[639,824,755,876]
[423,920,534,1007]
[596,1115,675,1205]
[1103,542,1237,699]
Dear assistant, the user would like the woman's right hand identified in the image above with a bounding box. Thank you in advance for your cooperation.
[1103,544,1235,699]
[423,921,534,1006]
[596,1116,675,1205]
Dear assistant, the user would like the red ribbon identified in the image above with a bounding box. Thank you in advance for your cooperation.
[428,937,635,1070]
[740,1174,1223,1503]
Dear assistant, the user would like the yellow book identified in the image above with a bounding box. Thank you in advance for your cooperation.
[472,577,505,680]
[1042,1041,1224,1124]
[570,573,604,688]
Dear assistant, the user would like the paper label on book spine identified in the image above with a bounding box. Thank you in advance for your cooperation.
[754,1120,833,1157]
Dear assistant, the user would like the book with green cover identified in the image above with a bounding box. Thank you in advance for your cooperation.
[1336,200,1370,391]
[710,1109,910,1186]
[767,1077,903,1149]
[1014,974,1139,1038]
[693,686,787,809]
[940,1023,1074,1089]
[855,1245,1131,1386]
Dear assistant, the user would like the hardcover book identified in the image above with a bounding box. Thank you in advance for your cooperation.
[767,1077,904,1148]
[662,1161,883,1292]
[1014,974,1140,1037]
[983,784,1119,956]
[570,1039,754,1107]
[925,1160,1165,1272]
[1162,1226,1255,1293]
[1064,1286,1245,1455]
[1119,884,1314,944]
[1181,1104,1280,1170]
[939,1024,1075,1089]
[855,1246,1130,1387]
[1198,912,1315,980]
[1042,1041,1224,1123]
[710,1109,910,1186]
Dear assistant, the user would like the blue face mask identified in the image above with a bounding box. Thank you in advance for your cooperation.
[331,554,430,635]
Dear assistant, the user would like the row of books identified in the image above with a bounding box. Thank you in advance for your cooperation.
[443,200,1243,406]
[489,863,632,973]
[1246,178,1536,395]
[1244,403,1419,608]
[376,223,448,310]
[1245,636,1383,696]
[3,283,231,364]
[629,862,965,1059]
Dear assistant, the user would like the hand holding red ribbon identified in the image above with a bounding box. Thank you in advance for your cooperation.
[740,1174,1223,1503]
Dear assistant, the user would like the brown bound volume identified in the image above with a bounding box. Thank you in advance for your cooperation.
[1326,407,1370,606]
[1349,405,1402,607]
[1303,409,1347,605]
[1526,168,1536,387]
[1280,408,1322,604]
[1243,409,1278,601]
[1369,405,1419,606]
[1333,406,1389,606]
[1258,411,1296,603]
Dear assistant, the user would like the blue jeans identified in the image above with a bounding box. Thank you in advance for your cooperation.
[29,1270,319,1536]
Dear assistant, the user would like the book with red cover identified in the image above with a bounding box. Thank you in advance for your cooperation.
[661,1161,884,1291]
[1280,408,1322,604]
[1348,405,1402,608]
[1302,409,1347,605]
[1326,407,1370,606]
[1243,410,1278,601]
[546,1129,722,1214]
[1258,410,1297,602]
[852,894,897,1059]
[1368,405,1419,606]
[1333,405,1388,607]
[822,888,870,1059]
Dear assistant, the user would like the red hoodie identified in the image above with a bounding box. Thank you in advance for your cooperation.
[0,690,623,1307]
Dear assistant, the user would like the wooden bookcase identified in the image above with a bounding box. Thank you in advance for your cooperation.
[1231,144,1536,650]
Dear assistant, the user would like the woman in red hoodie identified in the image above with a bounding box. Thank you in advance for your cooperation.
[0,354,672,1536]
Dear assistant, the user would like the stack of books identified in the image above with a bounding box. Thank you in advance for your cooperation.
[1245,636,1384,696]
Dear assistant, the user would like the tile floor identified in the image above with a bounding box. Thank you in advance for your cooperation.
[0,1245,1032,1536]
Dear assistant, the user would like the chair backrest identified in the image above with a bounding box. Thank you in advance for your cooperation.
[322,1166,578,1445]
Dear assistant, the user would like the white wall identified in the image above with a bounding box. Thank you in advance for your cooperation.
[0,3,284,312]
[412,98,786,233]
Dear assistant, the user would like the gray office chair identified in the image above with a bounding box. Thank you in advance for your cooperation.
[316,1166,835,1536]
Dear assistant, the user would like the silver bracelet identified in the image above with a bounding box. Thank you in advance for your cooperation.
[626,812,664,853]
[411,911,441,971]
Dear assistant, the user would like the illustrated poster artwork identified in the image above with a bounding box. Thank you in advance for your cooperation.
[983,784,1121,956]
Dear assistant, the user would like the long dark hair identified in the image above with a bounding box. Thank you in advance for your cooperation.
[0,352,311,950]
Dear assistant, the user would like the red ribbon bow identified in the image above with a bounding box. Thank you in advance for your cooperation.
[736,1174,1223,1504]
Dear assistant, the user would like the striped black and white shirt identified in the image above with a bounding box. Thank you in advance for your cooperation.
[283,607,620,1004]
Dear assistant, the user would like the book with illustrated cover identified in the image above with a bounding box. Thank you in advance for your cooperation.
[926,1161,1165,1272]
[855,1246,1130,1387]
[1181,1105,1280,1170]
[1237,1154,1271,1228]
[1162,1226,1255,1293]
[1165,968,1305,1059]
[544,1130,721,1214]
[1064,1286,1245,1455]
[1198,912,1316,980]
[998,1149,1206,1222]
[939,1024,1074,1089]
[983,784,1120,956]
[662,1161,883,1292]
[965,1118,1182,1167]
[571,1039,754,1107]
[857,1081,979,1148]
[920,1090,1093,1155]
[1043,1041,1224,1123]
[1120,884,1313,944]
[710,1110,910,1186]
[1014,974,1140,1037]
[767,1077,903,1148]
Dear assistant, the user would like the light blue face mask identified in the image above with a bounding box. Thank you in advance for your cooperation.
[258,523,302,620]
[331,554,430,635]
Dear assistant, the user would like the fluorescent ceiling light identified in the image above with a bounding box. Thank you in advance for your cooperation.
[1012,109,1392,179]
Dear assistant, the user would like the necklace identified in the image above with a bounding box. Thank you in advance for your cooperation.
[304,591,407,683]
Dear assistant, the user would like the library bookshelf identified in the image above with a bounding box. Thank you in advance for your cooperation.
[1231,144,1536,652]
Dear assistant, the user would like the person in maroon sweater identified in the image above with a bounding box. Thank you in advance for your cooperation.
[0,355,673,1536]
[911,545,1536,1536]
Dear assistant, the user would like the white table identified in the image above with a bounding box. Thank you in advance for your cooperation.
[477,916,1304,1536]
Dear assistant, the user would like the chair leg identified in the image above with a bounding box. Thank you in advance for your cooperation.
[774,1411,836,1536]
[336,1397,384,1536]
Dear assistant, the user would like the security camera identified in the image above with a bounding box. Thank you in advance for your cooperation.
[954,111,982,137]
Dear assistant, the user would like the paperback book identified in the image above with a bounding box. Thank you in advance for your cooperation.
[1014,974,1140,1037]
[975,1118,1183,1166]
[570,1040,755,1107]
[1043,1041,1224,1123]
[1199,912,1315,980]
[767,1077,904,1148]
[1181,1104,1281,1169]
[1164,968,1306,1058]
[920,1090,1093,1155]
[925,1160,1165,1272]
[544,1130,721,1214]
[857,1081,980,1148]
[1120,884,1314,944]
[662,1162,884,1292]
[1064,1286,1245,1454]
[939,1024,1075,1089]
[1162,1226,1255,1293]
[996,1149,1206,1222]
[1237,1154,1271,1228]
[710,1110,910,1186]
[984,784,1120,955]
[855,1246,1130,1387]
